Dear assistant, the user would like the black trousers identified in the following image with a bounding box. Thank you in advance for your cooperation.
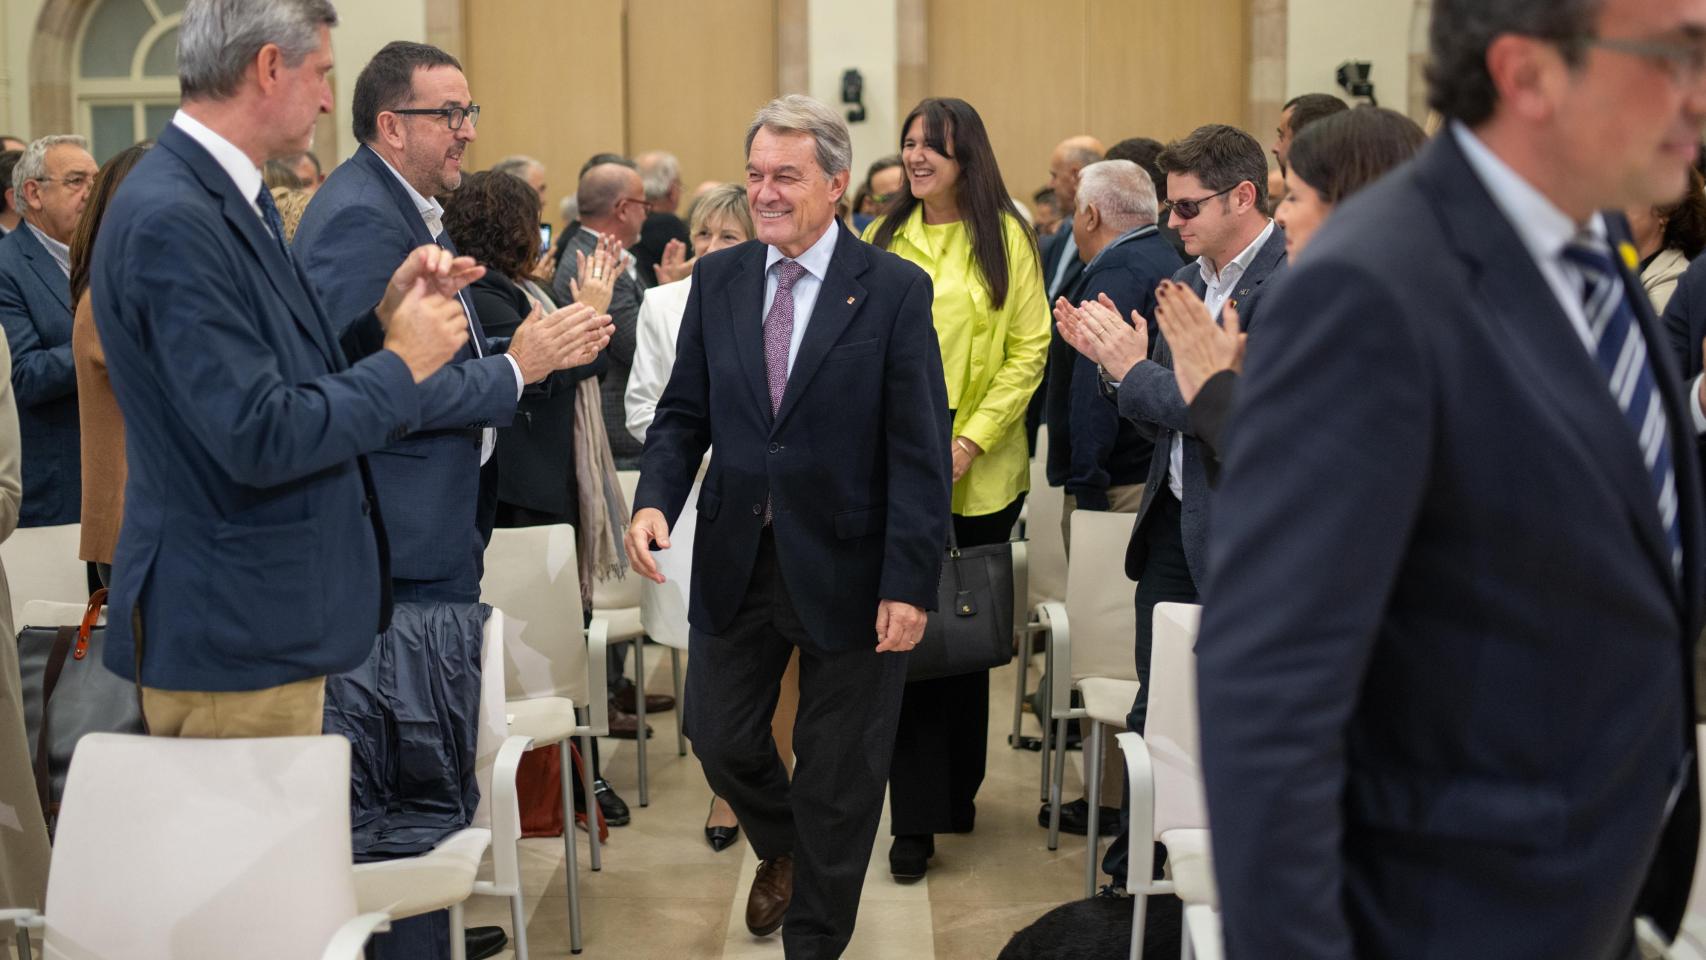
[888,495,1024,837]
[685,528,908,959]
[1104,486,1198,886]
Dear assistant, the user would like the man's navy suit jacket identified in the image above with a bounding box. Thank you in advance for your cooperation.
[633,228,953,651]
[1198,128,1701,959]
[1114,224,1286,583]
[293,145,517,596]
[92,123,416,691]
[0,222,79,525]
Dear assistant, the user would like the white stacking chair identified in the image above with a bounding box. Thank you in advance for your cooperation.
[1116,602,1212,960]
[0,733,391,960]
[1015,429,1070,763]
[591,469,685,808]
[481,524,612,952]
[1038,508,1139,859]
[1636,725,1706,960]
[352,608,533,960]
[1,522,85,614]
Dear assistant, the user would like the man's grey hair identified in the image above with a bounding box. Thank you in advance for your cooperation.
[492,154,543,181]
[744,95,852,178]
[178,0,339,102]
[559,194,578,223]
[13,135,89,197]
[636,151,680,201]
[1075,160,1158,230]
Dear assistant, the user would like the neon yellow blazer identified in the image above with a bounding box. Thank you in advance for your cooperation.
[865,207,1049,517]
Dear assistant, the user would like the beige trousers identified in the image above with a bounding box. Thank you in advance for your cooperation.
[142,676,326,738]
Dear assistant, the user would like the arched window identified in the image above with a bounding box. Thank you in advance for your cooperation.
[74,0,183,162]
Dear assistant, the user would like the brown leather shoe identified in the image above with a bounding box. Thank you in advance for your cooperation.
[613,686,676,714]
[745,855,793,937]
[605,705,652,740]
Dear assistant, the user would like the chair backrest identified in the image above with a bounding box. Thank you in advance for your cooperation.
[2,523,86,616]
[43,733,357,960]
[1065,508,1138,684]
[593,470,644,610]
[472,608,514,846]
[1026,430,1068,608]
[1150,602,1207,836]
[480,524,589,704]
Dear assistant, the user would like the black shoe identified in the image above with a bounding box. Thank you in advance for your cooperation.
[705,798,741,852]
[465,925,508,960]
[888,834,934,882]
[1038,797,1120,836]
[1093,884,1130,900]
[594,778,631,826]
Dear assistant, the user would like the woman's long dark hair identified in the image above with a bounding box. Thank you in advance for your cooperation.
[869,98,1035,309]
[69,141,152,306]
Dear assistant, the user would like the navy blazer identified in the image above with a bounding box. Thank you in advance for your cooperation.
[293,145,518,593]
[1198,130,1701,959]
[0,223,78,525]
[1115,224,1287,583]
[633,229,952,651]
[1044,226,1180,508]
[93,123,418,692]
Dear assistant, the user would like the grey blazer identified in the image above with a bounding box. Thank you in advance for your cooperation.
[1115,225,1288,584]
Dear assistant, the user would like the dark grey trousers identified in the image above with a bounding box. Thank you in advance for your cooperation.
[685,529,908,959]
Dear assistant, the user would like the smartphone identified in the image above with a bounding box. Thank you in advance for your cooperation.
[539,222,553,255]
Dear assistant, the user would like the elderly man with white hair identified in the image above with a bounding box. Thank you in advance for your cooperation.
[632,149,690,285]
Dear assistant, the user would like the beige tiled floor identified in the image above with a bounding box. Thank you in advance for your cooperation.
[466,650,1097,958]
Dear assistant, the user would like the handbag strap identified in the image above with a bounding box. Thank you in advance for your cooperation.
[34,624,77,821]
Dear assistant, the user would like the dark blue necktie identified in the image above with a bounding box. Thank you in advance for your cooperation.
[256,187,293,265]
[1562,237,1683,578]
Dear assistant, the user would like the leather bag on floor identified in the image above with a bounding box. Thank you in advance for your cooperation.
[17,589,145,827]
[907,529,1015,682]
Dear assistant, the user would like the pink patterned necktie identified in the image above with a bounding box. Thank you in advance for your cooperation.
[765,259,807,417]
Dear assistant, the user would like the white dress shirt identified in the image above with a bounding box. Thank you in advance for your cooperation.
[26,223,69,277]
[172,110,266,225]
[372,151,524,465]
[1047,221,1079,300]
[763,218,840,376]
[1168,219,1275,499]
[626,275,693,442]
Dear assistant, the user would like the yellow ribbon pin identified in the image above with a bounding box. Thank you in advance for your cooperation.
[1618,241,1640,270]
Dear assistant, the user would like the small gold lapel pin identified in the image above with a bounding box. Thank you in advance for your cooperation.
[846,296,856,305]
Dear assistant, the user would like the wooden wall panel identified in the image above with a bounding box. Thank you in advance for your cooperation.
[922,0,1249,200]
[625,0,777,191]
[463,0,626,211]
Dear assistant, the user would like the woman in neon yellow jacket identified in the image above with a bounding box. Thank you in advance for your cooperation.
[863,97,1049,882]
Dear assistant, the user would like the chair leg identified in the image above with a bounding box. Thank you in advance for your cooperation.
[634,638,649,807]
[449,901,467,960]
[1047,714,1069,850]
[1128,833,1154,960]
[509,891,530,960]
[557,740,584,954]
[580,731,602,872]
[1038,662,1053,803]
[1011,630,1028,749]
[16,929,32,960]
[672,646,687,757]
[1181,914,1194,960]
[1085,720,1103,899]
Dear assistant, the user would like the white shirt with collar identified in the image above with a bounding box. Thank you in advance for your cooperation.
[1449,122,1706,432]
[372,149,524,465]
[1047,220,1079,300]
[172,110,267,225]
[25,222,70,277]
[1167,219,1276,499]
[763,218,839,377]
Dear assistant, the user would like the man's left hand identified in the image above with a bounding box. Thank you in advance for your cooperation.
[874,600,927,653]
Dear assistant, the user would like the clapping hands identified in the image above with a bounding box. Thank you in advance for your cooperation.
[1153,279,1245,404]
[1053,292,1149,382]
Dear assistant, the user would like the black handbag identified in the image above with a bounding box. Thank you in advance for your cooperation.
[17,589,145,828]
[907,528,1016,682]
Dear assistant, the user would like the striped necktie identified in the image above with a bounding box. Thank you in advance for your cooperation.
[1561,237,1682,578]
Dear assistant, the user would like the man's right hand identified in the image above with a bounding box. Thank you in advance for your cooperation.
[625,507,672,584]
[508,301,615,383]
[382,279,470,383]
[378,245,484,324]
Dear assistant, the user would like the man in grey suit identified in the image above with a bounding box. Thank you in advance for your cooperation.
[1056,123,1285,892]
[552,159,649,468]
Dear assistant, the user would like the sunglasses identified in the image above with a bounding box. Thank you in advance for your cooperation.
[1161,184,1238,221]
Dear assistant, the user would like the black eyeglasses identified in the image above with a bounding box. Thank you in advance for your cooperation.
[390,104,481,131]
[1161,185,1237,222]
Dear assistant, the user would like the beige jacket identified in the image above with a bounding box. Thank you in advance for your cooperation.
[1642,247,1690,315]
[0,333,52,927]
